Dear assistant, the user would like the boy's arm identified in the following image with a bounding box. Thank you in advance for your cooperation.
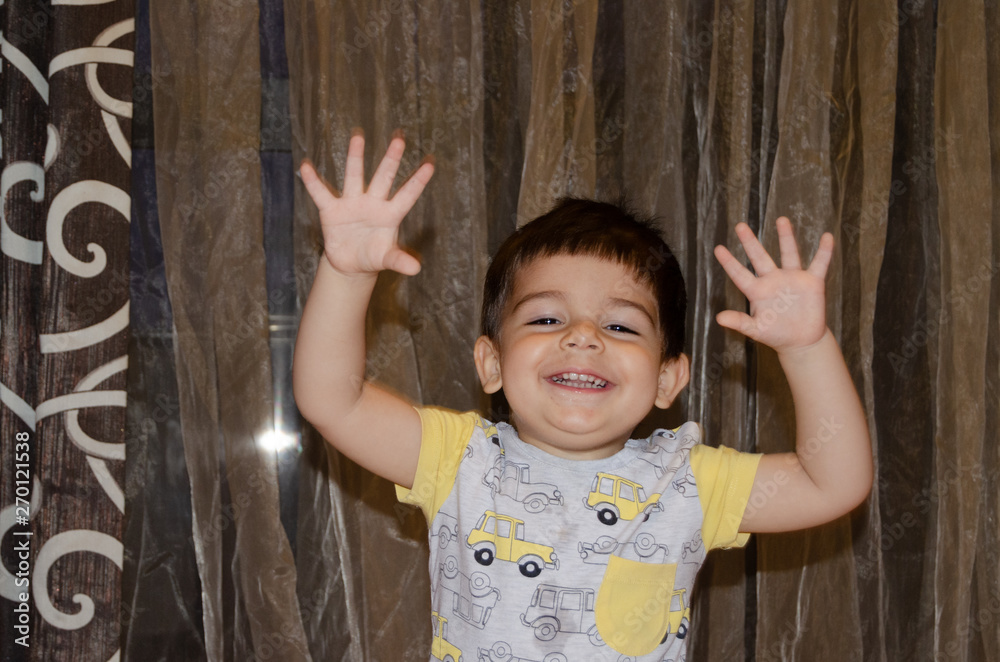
[292,134,432,488]
[714,219,873,532]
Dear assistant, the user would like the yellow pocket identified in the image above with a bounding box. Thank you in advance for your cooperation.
[595,556,677,656]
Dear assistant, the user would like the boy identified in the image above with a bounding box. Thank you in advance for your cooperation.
[293,135,872,661]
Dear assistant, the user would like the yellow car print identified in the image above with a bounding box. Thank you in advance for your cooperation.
[584,473,663,525]
[466,511,559,577]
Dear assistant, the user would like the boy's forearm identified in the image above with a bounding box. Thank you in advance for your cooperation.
[777,329,873,512]
[293,258,377,425]
[293,258,423,487]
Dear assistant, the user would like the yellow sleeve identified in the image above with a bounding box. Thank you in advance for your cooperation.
[690,444,762,550]
[394,406,480,522]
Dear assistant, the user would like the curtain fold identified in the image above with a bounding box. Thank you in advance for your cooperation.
[850,2,896,660]
[283,1,488,659]
[681,1,765,658]
[518,0,599,222]
[753,2,867,660]
[931,3,993,660]
[146,1,308,660]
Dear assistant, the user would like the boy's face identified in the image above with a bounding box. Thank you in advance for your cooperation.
[475,253,689,460]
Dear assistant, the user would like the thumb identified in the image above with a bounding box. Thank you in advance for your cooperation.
[716,310,756,338]
[384,248,421,276]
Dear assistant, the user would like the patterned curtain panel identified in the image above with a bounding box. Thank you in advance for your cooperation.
[1,0,134,661]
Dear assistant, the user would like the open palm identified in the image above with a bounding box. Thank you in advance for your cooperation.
[714,218,833,352]
[300,134,434,276]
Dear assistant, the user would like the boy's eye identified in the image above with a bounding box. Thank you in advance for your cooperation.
[606,324,638,334]
[528,318,561,325]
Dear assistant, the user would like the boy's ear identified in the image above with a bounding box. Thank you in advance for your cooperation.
[655,353,690,409]
[474,336,503,394]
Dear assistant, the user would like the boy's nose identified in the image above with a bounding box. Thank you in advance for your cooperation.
[560,321,604,351]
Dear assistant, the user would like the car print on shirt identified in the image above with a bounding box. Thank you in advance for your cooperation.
[670,465,698,497]
[432,611,464,662]
[483,456,564,513]
[520,584,605,646]
[477,641,569,662]
[577,532,670,564]
[584,473,663,525]
[659,588,691,642]
[466,511,559,577]
[636,428,697,478]
[681,532,704,563]
[438,555,501,629]
[432,513,461,549]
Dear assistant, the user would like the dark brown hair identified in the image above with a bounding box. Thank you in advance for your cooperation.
[481,197,686,359]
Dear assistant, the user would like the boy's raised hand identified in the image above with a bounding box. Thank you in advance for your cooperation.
[718,218,871,533]
[714,217,834,352]
[300,133,434,277]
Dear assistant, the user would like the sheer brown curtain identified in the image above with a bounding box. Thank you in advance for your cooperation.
[113,1,1000,661]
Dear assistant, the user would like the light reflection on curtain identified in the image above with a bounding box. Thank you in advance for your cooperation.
[118,1,1000,661]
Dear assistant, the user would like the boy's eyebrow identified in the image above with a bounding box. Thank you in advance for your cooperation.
[509,290,565,314]
[510,291,657,327]
[606,297,657,326]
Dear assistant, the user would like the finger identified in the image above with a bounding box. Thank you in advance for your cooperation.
[716,310,757,339]
[384,248,422,276]
[342,133,366,197]
[389,160,435,214]
[806,231,835,279]
[735,222,777,275]
[368,136,406,199]
[299,160,337,210]
[714,244,757,295]
[775,217,802,269]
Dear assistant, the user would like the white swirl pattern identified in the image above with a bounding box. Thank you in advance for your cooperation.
[32,530,123,630]
[1,3,134,658]
[1,162,45,264]
[0,35,49,102]
[46,180,130,278]
[40,302,130,353]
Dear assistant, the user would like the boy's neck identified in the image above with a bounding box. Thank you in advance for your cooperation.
[508,415,630,461]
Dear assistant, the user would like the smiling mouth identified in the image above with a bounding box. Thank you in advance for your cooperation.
[550,372,609,389]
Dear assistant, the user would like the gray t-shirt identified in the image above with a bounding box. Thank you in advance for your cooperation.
[398,408,760,662]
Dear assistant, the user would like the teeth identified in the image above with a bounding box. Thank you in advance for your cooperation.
[552,373,608,389]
